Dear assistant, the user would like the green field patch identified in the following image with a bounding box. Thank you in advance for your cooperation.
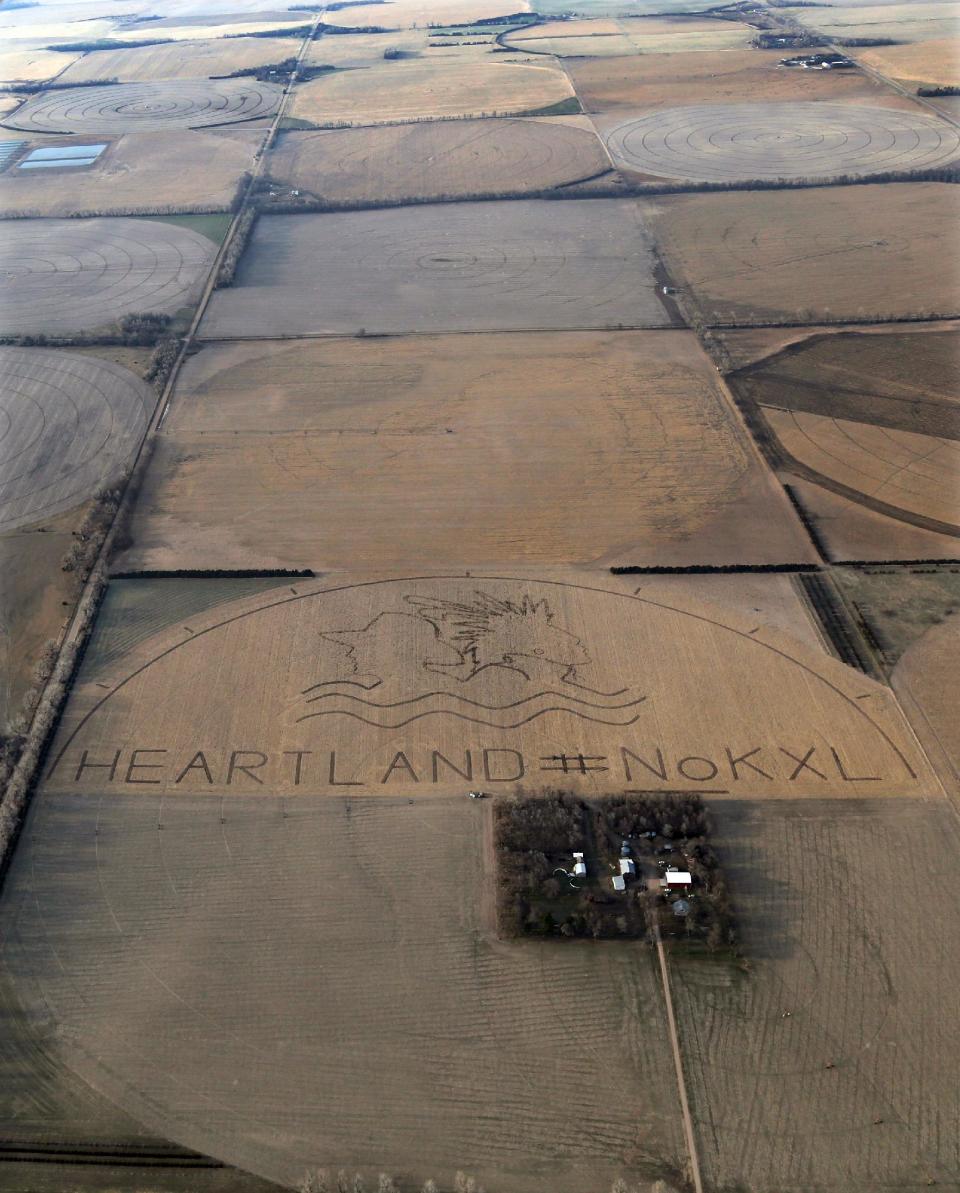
[144,212,233,245]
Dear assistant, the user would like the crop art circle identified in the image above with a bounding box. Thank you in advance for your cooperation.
[0,348,152,528]
[603,102,960,182]
[46,575,933,798]
[4,79,282,133]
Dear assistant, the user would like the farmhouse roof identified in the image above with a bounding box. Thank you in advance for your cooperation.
[665,870,692,885]
[619,858,635,875]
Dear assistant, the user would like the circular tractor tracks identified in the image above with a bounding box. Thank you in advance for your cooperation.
[603,102,960,182]
[0,217,215,335]
[3,79,282,134]
[0,347,153,529]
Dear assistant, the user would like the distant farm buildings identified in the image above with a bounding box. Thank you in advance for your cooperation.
[780,52,854,69]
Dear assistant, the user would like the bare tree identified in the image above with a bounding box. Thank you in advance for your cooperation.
[298,1171,328,1193]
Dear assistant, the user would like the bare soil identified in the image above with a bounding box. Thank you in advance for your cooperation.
[893,616,960,798]
[673,796,960,1190]
[642,183,960,325]
[0,788,685,1191]
[199,201,670,336]
[785,475,960,562]
[0,514,76,732]
[128,331,810,569]
[566,48,901,112]
[267,117,610,203]
[729,327,960,532]
[288,59,574,124]
[0,129,260,217]
[789,1,958,44]
[860,36,960,86]
[59,36,304,83]
[503,15,755,56]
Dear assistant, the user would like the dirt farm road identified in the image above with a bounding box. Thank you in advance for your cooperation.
[655,928,705,1193]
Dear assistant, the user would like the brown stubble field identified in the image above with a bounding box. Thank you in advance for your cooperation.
[58,35,304,83]
[0,45,79,86]
[322,0,528,27]
[673,795,960,1190]
[502,16,756,57]
[198,200,671,336]
[0,514,78,733]
[123,332,813,570]
[859,37,960,87]
[642,183,960,326]
[565,48,907,112]
[0,129,260,217]
[266,118,611,204]
[288,59,575,125]
[785,1,958,45]
[0,345,156,729]
[783,476,960,562]
[728,326,960,534]
[894,617,960,799]
[2,0,960,1185]
[0,789,687,1192]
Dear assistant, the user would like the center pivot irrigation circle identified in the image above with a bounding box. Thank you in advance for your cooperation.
[603,102,960,182]
[3,79,282,134]
[0,348,153,530]
[0,217,215,335]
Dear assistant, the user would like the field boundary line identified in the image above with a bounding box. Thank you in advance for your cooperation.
[654,928,704,1193]
[156,18,319,431]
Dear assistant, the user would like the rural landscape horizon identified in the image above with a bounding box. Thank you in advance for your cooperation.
[0,0,957,1189]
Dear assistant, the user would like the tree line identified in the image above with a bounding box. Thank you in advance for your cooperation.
[298,1168,677,1192]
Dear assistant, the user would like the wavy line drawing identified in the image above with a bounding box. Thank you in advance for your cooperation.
[294,707,644,730]
[301,677,383,694]
[303,689,647,711]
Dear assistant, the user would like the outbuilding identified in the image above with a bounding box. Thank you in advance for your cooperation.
[664,869,693,891]
[612,875,626,892]
[619,857,636,877]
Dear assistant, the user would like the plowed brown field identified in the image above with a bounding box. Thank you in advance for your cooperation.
[127,332,810,569]
[0,129,260,217]
[59,36,302,83]
[673,797,960,1190]
[642,183,960,325]
[567,48,898,111]
[289,59,574,124]
[267,118,609,202]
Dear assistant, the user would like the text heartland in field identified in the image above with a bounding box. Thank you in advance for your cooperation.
[58,742,902,794]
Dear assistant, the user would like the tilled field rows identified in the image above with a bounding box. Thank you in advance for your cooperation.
[0,792,685,1191]
[673,798,960,1190]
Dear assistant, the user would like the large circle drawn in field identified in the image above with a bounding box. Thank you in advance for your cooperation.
[46,575,933,798]
[0,217,214,335]
[603,102,960,181]
[0,348,152,529]
[3,79,281,133]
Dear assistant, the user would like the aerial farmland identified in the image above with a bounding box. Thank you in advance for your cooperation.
[0,0,957,1190]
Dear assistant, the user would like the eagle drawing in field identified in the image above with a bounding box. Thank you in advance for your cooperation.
[401,590,617,692]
